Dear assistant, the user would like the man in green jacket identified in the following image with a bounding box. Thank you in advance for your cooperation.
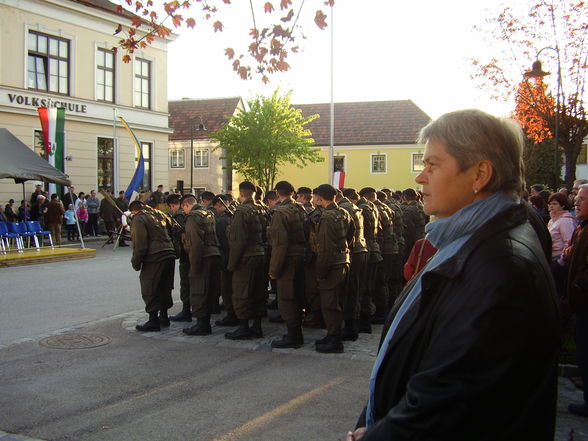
[314,184,354,353]
[269,181,308,349]
[130,201,177,332]
[181,194,221,336]
[225,182,267,340]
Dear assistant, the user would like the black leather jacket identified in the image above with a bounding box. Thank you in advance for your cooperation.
[357,203,560,441]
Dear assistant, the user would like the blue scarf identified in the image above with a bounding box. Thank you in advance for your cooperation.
[365,192,518,429]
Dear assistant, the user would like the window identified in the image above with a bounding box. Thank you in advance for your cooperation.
[371,154,386,173]
[34,130,46,159]
[170,148,185,168]
[578,144,587,165]
[97,138,114,192]
[193,149,209,168]
[412,153,424,172]
[139,142,152,191]
[96,48,115,102]
[28,31,69,94]
[134,58,151,109]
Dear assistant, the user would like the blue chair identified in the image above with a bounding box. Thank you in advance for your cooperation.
[7,222,38,249]
[26,221,53,248]
[0,221,23,251]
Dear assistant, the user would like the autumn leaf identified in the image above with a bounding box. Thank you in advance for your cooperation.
[131,16,142,27]
[225,48,235,59]
[262,75,269,84]
[264,2,274,13]
[172,15,183,27]
[281,10,294,22]
[250,28,259,39]
[113,24,122,35]
[237,66,249,80]
[186,17,196,28]
[314,10,327,29]
[122,54,131,63]
[213,21,223,32]
[135,1,143,12]
[280,0,292,9]
[115,5,124,13]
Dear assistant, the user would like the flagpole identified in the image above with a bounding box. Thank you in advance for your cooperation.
[329,4,335,186]
[113,107,118,194]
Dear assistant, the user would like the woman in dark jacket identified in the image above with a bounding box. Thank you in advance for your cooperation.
[348,110,560,441]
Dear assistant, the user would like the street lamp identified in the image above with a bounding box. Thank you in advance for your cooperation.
[190,116,207,194]
[524,46,562,190]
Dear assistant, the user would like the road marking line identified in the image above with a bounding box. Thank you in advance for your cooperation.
[102,380,190,410]
[211,376,348,441]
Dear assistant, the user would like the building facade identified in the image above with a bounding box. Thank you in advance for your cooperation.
[168,97,243,195]
[275,100,432,191]
[0,0,174,204]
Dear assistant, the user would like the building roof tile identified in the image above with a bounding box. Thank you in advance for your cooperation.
[295,100,431,146]
[168,97,243,141]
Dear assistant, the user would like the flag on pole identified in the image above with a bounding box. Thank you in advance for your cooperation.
[118,116,145,201]
[37,106,65,194]
[333,170,345,189]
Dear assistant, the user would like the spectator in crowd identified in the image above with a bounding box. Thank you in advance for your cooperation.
[85,190,100,236]
[548,192,576,296]
[62,186,77,210]
[530,195,550,224]
[29,184,43,206]
[4,199,17,222]
[403,238,437,281]
[77,201,88,237]
[64,204,77,241]
[0,205,7,222]
[18,200,30,222]
[100,192,118,243]
[74,191,85,210]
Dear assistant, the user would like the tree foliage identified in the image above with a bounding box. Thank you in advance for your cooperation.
[471,0,588,188]
[522,137,562,191]
[113,0,334,83]
[211,90,323,191]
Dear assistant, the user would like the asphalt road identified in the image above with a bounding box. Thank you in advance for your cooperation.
[0,245,587,441]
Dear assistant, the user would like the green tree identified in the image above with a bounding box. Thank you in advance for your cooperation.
[522,137,562,191]
[211,90,323,191]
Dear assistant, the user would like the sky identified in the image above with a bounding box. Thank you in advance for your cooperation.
[166,0,520,119]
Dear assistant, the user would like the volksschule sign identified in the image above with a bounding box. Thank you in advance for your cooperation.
[7,93,88,113]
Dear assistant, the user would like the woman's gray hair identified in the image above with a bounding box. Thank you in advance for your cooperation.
[418,109,525,197]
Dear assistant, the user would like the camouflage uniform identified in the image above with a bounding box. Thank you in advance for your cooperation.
[172,208,190,310]
[183,204,221,319]
[385,198,406,301]
[338,197,368,334]
[402,201,427,263]
[268,196,308,329]
[316,202,354,336]
[373,199,398,319]
[228,198,267,320]
[213,206,233,318]
[304,202,323,324]
[131,206,177,314]
[355,196,382,327]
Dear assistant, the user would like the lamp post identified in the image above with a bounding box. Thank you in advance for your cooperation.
[524,46,562,190]
[190,116,207,194]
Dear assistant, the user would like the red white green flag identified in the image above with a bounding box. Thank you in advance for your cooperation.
[37,106,65,193]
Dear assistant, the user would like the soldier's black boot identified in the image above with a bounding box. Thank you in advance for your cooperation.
[358,314,372,334]
[159,310,170,327]
[342,319,359,341]
[183,316,212,335]
[136,312,160,332]
[250,319,263,338]
[271,327,304,349]
[315,334,344,353]
[215,312,239,326]
[225,320,252,340]
[169,304,192,322]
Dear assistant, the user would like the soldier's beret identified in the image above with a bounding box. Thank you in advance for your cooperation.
[239,181,256,192]
[315,184,337,200]
[275,181,295,193]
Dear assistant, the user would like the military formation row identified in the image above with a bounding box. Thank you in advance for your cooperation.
[127,181,428,354]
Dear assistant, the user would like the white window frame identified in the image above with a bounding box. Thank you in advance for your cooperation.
[412,152,424,173]
[169,148,185,168]
[370,153,387,174]
[193,148,210,169]
[133,56,152,109]
[95,45,116,103]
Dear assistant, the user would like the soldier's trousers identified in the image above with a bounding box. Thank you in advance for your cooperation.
[277,255,305,328]
[360,253,380,318]
[179,258,190,307]
[373,255,396,315]
[232,255,266,320]
[221,268,234,315]
[189,255,220,319]
[318,264,349,336]
[304,260,321,314]
[139,258,175,313]
[343,252,368,321]
[387,254,404,306]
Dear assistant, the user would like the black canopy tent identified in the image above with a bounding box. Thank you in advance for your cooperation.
[0,128,85,248]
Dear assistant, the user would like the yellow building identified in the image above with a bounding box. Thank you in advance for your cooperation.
[0,0,174,203]
[276,100,431,191]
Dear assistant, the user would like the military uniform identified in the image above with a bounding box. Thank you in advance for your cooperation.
[213,205,236,324]
[355,196,382,329]
[173,208,190,314]
[401,201,427,263]
[373,199,399,320]
[131,206,176,318]
[304,202,323,325]
[385,198,406,302]
[316,202,353,339]
[227,198,267,332]
[183,204,221,323]
[268,196,308,333]
[338,197,368,339]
